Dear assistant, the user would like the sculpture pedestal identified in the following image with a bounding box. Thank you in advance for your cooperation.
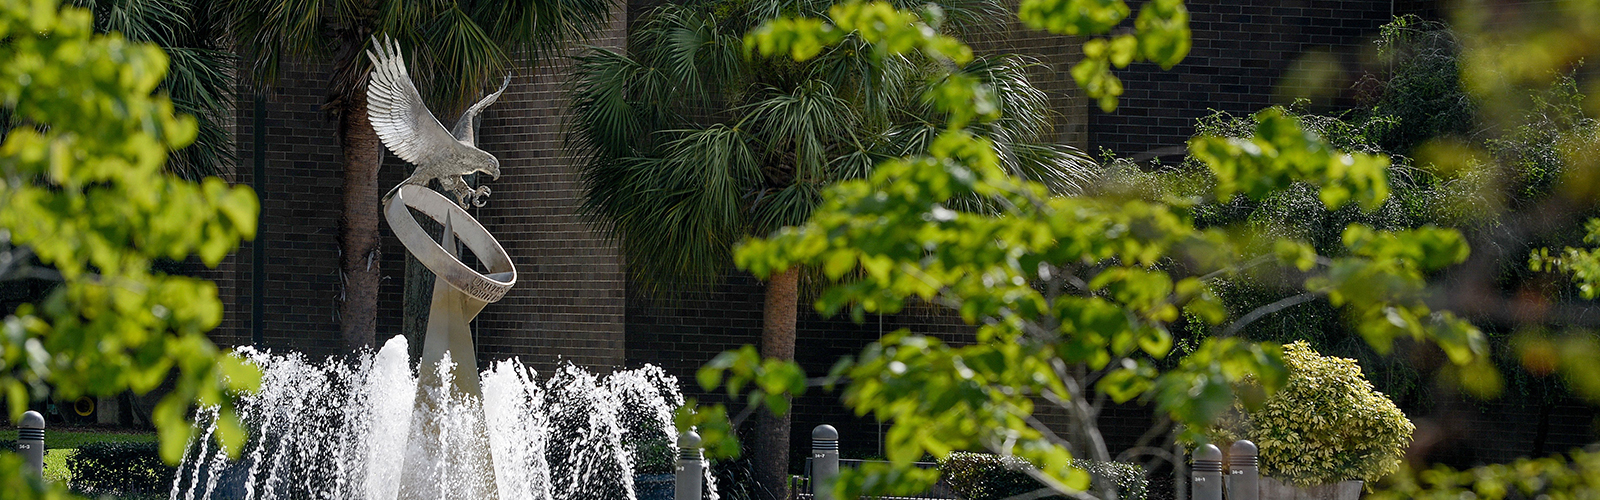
[385,185,516,500]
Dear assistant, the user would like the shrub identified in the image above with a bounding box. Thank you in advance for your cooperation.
[940,451,1148,500]
[1198,341,1413,486]
[66,441,175,493]
[605,364,684,476]
[1359,15,1476,155]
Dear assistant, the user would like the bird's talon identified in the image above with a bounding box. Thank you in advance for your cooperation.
[471,186,491,207]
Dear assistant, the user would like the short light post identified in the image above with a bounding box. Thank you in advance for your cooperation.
[18,410,45,480]
[675,430,704,500]
[1191,444,1223,500]
[812,425,839,500]
[1228,440,1259,500]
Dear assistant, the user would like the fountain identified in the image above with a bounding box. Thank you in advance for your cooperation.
[172,336,709,500]
[169,36,713,500]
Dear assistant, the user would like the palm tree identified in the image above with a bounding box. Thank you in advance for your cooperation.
[569,1,1094,497]
[73,0,237,179]
[222,0,611,349]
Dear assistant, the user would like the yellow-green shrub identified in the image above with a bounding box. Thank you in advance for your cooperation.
[1199,341,1413,486]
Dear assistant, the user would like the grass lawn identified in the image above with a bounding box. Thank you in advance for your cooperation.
[2,428,157,484]
[0,427,157,449]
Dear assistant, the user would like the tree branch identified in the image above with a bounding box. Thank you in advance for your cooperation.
[1221,292,1317,337]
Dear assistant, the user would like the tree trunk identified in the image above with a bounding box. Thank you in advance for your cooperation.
[402,189,447,361]
[402,249,432,360]
[755,267,800,500]
[339,91,382,350]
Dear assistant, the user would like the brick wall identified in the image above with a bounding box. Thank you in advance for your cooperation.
[227,62,348,358]
[1090,0,1397,160]
[468,8,631,374]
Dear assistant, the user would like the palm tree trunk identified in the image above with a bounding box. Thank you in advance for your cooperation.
[402,197,444,361]
[339,91,382,350]
[755,266,800,500]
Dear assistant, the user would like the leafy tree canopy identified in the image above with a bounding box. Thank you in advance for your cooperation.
[678,2,1498,499]
[0,1,260,497]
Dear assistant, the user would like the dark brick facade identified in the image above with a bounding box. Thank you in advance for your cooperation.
[228,62,347,357]
[1089,0,1399,160]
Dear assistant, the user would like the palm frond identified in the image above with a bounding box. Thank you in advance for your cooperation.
[570,49,650,158]
[74,0,236,178]
[630,2,748,114]
[742,80,859,183]
[466,0,611,69]
[571,0,1086,296]
[751,181,821,235]
[580,125,761,294]
[415,5,509,113]
[164,46,240,178]
[222,0,325,88]
[1005,141,1097,195]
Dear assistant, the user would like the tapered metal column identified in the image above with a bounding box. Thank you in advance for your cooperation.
[676,430,704,500]
[18,411,44,480]
[1228,440,1259,500]
[1191,444,1223,500]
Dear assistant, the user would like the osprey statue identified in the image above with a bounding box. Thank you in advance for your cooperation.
[366,35,509,207]
[367,35,519,499]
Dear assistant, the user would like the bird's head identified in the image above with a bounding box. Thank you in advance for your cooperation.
[475,150,501,180]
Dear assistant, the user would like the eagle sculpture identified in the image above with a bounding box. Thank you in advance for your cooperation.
[367,35,510,208]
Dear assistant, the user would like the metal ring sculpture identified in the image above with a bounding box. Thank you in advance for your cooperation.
[384,184,516,303]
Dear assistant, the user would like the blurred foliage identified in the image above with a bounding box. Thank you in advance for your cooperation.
[1164,16,1600,416]
[1189,342,1413,486]
[1015,0,1188,112]
[0,0,261,498]
[1371,447,1600,500]
[72,0,237,179]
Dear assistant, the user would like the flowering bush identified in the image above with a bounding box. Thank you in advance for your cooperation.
[1199,341,1413,486]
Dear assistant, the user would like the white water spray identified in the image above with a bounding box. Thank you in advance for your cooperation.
[174,335,709,500]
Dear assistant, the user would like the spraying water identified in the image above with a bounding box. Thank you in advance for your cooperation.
[173,335,714,500]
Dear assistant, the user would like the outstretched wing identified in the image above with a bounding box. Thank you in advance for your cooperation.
[366,36,464,167]
[451,75,512,147]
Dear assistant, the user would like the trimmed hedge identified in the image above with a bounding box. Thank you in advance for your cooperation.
[66,441,175,493]
[941,451,1148,500]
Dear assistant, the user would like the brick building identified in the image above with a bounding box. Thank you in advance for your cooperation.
[201,0,1595,469]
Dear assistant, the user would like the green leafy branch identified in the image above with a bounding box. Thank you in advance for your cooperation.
[703,2,1492,498]
[0,1,262,492]
[1015,0,1189,111]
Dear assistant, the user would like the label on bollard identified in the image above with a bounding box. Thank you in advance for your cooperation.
[814,453,825,459]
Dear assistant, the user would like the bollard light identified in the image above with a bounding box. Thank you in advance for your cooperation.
[1227,440,1259,500]
[812,425,840,500]
[1191,444,1223,500]
[18,410,45,480]
[675,430,704,500]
